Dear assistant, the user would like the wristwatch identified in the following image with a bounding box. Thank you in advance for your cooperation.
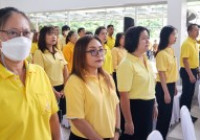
[115,127,122,136]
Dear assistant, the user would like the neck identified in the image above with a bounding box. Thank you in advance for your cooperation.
[189,35,196,40]
[133,51,143,58]
[86,67,98,76]
[1,54,24,75]
[119,45,124,49]
[108,34,112,37]
[47,45,53,52]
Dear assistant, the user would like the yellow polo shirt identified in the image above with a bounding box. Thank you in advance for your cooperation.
[180,37,199,68]
[65,74,119,138]
[33,49,67,86]
[111,47,127,71]
[156,47,178,83]
[0,61,58,140]
[63,42,75,73]
[31,42,38,54]
[117,53,155,100]
[106,36,115,49]
[103,44,113,74]
[57,36,66,51]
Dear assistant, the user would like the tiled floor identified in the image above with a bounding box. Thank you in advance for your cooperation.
[61,98,200,140]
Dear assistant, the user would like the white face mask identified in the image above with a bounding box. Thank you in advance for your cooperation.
[1,37,32,61]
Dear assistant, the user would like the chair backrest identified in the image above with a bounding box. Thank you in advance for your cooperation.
[180,106,196,140]
[147,130,163,140]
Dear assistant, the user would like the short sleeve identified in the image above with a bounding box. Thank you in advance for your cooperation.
[64,75,85,119]
[58,50,68,65]
[33,50,45,68]
[181,43,190,58]
[156,51,168,72]
[116,59,134,92]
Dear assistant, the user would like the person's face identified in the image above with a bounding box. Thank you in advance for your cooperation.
[0,13,32,47]
[136,30,150,53]
[79,29,86,38]
[169,30,177,45]
[45,30,57,46]
[63,30,69,37]
[54,27,59,36]
[119,35,125,47]
[190,25,199,39]
[70,33,78,44]
[98,29,107,43]
[107,27,114,35]
[85,39,105,70]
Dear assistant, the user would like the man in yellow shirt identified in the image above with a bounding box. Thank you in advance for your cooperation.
[58,25,70,51]
[106,25,115,49]
[180,24,199,121]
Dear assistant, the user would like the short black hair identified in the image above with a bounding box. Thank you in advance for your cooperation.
[125,26,149,53]
[114,32,124,47]
[66,30,75,44]
[187,23,198,32]
[77,27,85,34]
[62,25,70,32]
[95,26,106,36]
[0,7,30,29]
[107,24,114,29]
[85,31,93,36]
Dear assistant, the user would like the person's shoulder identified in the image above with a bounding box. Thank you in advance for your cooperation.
[67,74,83,84]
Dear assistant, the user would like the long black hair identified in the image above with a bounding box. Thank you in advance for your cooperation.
[38,26,57,54]
[114,32,124,47]
[156,25,176,56]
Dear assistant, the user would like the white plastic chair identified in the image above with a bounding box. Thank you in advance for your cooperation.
[180,106,196,140]
[147,130,163,140]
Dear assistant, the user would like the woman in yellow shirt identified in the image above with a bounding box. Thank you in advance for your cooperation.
[0,7,60,139]
[117,26,158,140]
[95,26,113,74]
[63,30,78,73]
[65,36,120,140]
[155,26,178,140]
[111,33,126,96]
[34,26,68,122]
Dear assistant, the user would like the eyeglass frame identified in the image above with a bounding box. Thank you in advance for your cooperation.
[0,29,33,39]
[85,48,107,56]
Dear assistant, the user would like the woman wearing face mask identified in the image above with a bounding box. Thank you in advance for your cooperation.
[65,36,120,140]
[95,26,113,74]
[117,26,158,140]
[155,26,178,140]
[34,26,68,122]
[0,7,60,140]
[63,30,78,73]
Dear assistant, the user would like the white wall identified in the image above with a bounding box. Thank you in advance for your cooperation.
[1,0,166,13]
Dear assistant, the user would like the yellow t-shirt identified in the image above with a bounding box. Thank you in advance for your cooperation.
[31,42,38,54]
[106,36,115,49]
[0,61,58,140]
[103,44,113,74]
[180,37,199,68]
[156,47,178,83]
[57,36,66,51]
[117,53,155,100]
[65,74,119,138]
[63,42,75,73]
[111,47,127,70]
[33,49,67,86]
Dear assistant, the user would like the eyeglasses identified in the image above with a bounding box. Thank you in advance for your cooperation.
[86,49,107,56]
[0,29,33,39]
